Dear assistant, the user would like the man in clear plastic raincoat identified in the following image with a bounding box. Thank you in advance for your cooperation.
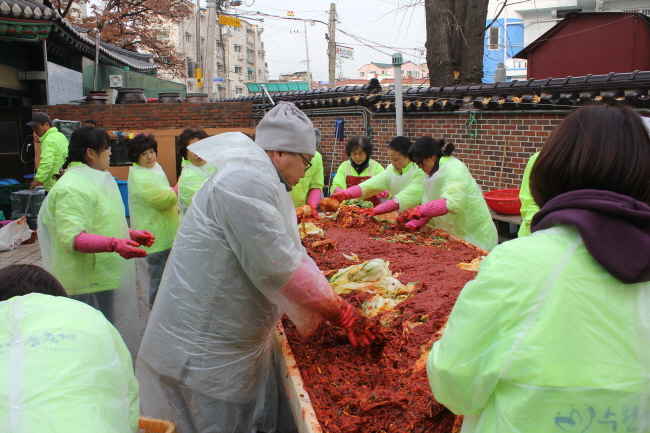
[136,102,374,433]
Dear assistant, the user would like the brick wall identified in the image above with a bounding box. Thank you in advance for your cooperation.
[32,102,254,130]
[33,102,567,192]
[312,111,567,192]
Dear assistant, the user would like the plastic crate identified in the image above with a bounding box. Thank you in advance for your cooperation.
[138,417,176,433]
[0,183,30,220]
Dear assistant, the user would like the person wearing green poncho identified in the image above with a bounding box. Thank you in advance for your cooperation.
[427,104,650,433]
[38,126,145,357]
[518,152,540,237]
[290,149,324,219]
[400,136,497,251]
[331,135,386,207]
[331,136,424,216]
[0,264,139,433]
[27,112,68,191]
[128,132,180,308]
[176,127,216,220]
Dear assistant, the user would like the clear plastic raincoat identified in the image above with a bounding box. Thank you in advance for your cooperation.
[128,162,180,253]
[37,162,141,357]
[177,158,216,220]
[428,225,650,433]
[518,152,540,237]
[136,133,341,433]
[422,157,497,251]
[290,151,324,207]
[358,161,424,211]
[0,293,139,432]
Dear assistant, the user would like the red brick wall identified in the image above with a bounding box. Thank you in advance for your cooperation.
[312,112,566,192]
[34,102,567,192]
[32,102,254,130]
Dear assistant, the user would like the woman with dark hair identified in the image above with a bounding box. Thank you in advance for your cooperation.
[37,125,144,357]
[330,136,424,215]
[400,136,497,251]
[331,135,385,206]
[0,264,139,432]
[176,127,215,219]
[127,132,180,308]
[428,104,650,433]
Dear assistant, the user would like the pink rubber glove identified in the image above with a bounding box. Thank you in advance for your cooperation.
[372,198,400,215]
[307,189,321,219]
[406,216,432,231]
[74,232,147,259]
[419,198,449,218]
[129,229,155,247]
[376,190,390,199]
[330,185,362,202]
[171,184,179,195]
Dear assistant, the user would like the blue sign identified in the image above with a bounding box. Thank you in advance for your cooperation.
[213,77,224,82]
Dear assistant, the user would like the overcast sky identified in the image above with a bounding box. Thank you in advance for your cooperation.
[229,0,427,82]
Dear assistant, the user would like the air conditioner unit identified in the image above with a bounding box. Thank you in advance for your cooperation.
[238,53,245,60]
[109,75,123,88]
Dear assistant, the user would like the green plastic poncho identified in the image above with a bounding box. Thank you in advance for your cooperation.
[290,151,324,207]
[422,157,497,251]
[331,159,385,191]
[0,293,139,432]
[518,152,540,237]
[37,162,141,356]
[358,162,424,211]
[128,162,180,253]
[177,158,216,220]
[34,127,68,191]
[427,225,650,433]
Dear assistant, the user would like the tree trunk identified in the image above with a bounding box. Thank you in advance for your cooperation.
[425,0,489,87]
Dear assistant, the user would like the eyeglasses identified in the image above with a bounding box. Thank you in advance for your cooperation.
[299,153,312,171]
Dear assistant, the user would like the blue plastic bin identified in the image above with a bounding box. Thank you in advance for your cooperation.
[116,180,130,216]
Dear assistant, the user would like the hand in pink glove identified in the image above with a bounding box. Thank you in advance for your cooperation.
[330,301,378,347]
[306,189,321,219]
[74,232,147,259]
[129,229,155,247]
[406,216,432,232]
[375,190,390,199]
[330,185,362,202]
[171,184,179,195]
[372,198,400,216]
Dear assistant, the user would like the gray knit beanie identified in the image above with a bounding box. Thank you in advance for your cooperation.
[255,102,316,156]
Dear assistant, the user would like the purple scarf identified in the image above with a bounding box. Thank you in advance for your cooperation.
[531,189,650,284]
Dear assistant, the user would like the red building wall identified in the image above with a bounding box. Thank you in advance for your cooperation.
[527,14,650,79]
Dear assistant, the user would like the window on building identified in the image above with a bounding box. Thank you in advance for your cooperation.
[157,29,170,40]
[489,27,499,50]
[234,26,241,32]
[234,44,242,53]
[235,87,243,94]
[216,40,222,47]
[370,70,376,75]
[360,71,365,77]
[414,70,420,78]
[258,69,262,76]
[217,62,224,72]
[235,65,243,73]
[185,32,191,43]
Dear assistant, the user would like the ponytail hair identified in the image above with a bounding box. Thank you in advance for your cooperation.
[55,126,111,179]
[408,136,455,162]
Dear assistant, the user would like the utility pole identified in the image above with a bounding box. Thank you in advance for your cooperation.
[204,0,218,97]
[304,20,311,87]
[195,0,203,89]
[328,3,336,88]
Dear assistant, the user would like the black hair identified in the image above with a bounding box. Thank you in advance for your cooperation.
[408,136,455,164]
[532,104,650,207]
[387,136,412,156]
[58,126,111,176]
[84,119,97,127]
[0,264,67,302]
[345,136,373,158]
[128,132,158,163]
[176,127,208,159]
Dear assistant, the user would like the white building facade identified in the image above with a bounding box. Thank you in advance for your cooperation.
[162,4,269,99]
